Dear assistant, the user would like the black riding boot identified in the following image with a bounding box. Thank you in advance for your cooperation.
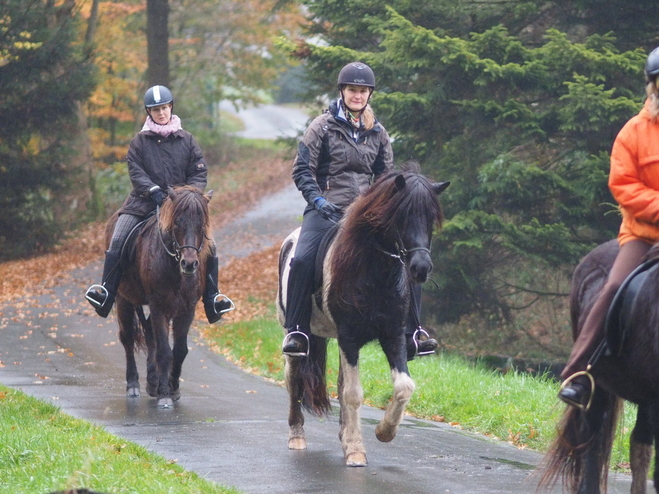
[406,283,438,361]
[85,251,122,318]
[282,257,315,357]
[203,255,235,323]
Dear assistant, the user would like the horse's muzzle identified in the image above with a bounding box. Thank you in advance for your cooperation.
[409,256,433,284]
[180,257,199,276]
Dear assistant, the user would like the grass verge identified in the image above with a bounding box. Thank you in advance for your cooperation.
[0,385,238,494]
[203,312,638,472]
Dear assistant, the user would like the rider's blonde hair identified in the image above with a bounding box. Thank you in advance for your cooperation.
[362,104,375,131]
[646,79,659,121]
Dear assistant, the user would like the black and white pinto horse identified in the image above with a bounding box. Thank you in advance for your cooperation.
[277,164,449,466]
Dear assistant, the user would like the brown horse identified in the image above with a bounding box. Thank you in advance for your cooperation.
[107,185,212,408]
[277,163,449,466]
[540,239,659,493]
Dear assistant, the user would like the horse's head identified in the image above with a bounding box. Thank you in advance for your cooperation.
[159,186,212,276]
[392,173,450,284]
[344,162,449,285]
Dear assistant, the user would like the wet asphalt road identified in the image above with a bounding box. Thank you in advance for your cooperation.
[0,105,641,493]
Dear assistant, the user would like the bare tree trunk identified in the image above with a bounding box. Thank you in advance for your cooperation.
[147,0,170,87]
[85,0,99,51]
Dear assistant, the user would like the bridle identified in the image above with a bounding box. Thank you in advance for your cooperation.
[373,231,431,267]
[156,206,207,262]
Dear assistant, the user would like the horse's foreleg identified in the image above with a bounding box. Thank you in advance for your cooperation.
[151,310,174,408]
[375,368,415,443]
[143,315,158,398]
[338,349,367,467]
[375,335,414,442]
[117,298,140,398]
[285,357,306,450]
[170,313,193,402]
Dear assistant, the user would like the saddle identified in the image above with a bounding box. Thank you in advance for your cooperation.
[312,224,340,308]
[604,258,659,356]
[119,214,155,267]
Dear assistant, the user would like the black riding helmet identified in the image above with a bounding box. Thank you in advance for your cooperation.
[337,62,375,113]
[337,62,375,90]
[645,47,659,82]
[144,85,174,111]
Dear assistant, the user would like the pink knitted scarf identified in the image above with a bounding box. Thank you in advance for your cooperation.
[141,114,182,137]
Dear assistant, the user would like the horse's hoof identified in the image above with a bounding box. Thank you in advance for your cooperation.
[126,386,140,398]
[172,389,181,401]
[158,397,174,409]
[345,453,368,467]
[288,437,307,450]
[375,423,396,443]
[146,383,157,398]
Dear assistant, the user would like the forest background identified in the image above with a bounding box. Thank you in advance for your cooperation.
[3,0,659,363]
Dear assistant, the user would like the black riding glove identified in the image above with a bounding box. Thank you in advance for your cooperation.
[313,197,340,222]
[150,187,166,207]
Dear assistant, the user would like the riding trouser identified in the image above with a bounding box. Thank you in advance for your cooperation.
[284,208,335,333]
[561,239,652,379]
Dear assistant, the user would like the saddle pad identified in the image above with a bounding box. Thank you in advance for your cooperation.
[605,258,659,355]
[120,217,153,267]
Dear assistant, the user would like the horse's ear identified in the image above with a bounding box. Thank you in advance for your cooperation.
[432,181,450,195]
[206,190,213,202]
[394,174,406,192]
[166,186,177,200]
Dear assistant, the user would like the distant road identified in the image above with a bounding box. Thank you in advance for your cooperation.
[219,100,311,140]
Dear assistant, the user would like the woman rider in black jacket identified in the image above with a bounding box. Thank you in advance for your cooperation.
[282,62,438,360]
[85,85,232,322]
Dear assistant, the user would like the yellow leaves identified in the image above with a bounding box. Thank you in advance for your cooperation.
[0,18,43,67]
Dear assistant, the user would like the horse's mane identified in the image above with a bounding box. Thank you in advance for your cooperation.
[331,162,444,295]
[158,185,212,257]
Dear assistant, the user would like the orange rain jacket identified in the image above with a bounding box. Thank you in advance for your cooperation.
[609,100,659,245]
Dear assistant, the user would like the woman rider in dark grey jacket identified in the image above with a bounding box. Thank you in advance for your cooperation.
[85,85,232,322]
[282,62,438,360]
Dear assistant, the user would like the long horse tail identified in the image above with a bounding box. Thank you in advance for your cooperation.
[298,334,331,417]
[537,389,622,493]
[132,305,148,351]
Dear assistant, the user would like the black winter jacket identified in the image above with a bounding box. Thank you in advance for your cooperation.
[119,128,207,217]
[292,99,393,211]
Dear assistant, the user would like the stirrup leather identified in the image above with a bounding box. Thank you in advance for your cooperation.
[212,293,236,315]
[85,284,109,308]
[412,328,435,357]
[559,368,595,412]
[282,330,310,358]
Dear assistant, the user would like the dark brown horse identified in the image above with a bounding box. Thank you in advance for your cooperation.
[107,185,212,408]
[277,163,449,466]
[540,239,659,493]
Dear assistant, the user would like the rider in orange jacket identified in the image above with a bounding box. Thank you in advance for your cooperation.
[559,46,659,408]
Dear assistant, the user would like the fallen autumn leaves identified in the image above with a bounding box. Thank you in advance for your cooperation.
[0,157,292,323]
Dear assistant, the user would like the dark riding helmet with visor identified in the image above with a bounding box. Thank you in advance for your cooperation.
[144,85,174,111]
[645,47,659,82]
[337,62,375,112]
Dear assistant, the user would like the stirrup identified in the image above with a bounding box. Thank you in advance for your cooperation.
[85,284,108,308]
[559,368,596,412]
[282,330,310,358]
[412,328,435,356]
[212,293,236,315]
